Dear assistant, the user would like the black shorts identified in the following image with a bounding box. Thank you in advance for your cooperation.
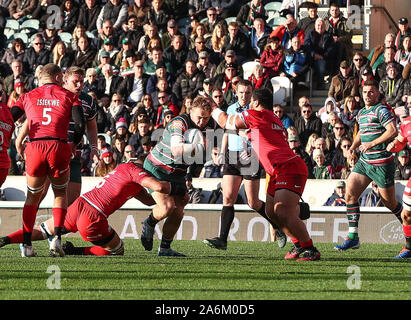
[222,150,261,180]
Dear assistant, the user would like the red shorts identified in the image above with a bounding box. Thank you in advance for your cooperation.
[267,156,308,197]
[25,140,71,178]
[0,168,8,188]
[64,197,114,243]
[404,179,411,198]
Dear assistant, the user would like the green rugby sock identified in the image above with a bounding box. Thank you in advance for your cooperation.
[347,203,360,240]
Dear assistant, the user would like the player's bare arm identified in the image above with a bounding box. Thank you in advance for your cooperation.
[387,133,407,152]
[211,108,248,130]
[15,119,29,158]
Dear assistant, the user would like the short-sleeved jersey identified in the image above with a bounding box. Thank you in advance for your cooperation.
[239,109,298,176]
[400,117,411,143]
[357,103,395,165]
[14,84,81,141]
[0,103,15,169]
[227,102,249,152]
[146,113,199,176]
[80,163,151,217]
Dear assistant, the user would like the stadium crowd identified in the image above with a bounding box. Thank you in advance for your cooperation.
[0,0,410,203]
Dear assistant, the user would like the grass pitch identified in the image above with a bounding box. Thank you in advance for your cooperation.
[0,239,410,301]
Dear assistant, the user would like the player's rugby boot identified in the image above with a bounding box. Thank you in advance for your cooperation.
[393,247,411,259]
[297,247,321,261]
[275,229,287,248]
[284,244,305,259]
[203,237,227,250]
[20,244,37,257]
[334,238,360,251]
[141,217,155,251]
[158,247,186,257]
[49,235,65,257]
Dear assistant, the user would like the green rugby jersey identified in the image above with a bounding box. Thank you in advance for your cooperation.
[146,113,199,176]
[357,102,394,165]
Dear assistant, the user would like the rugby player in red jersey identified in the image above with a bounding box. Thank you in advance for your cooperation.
[386,117,411,259]
[0,101,15,190]
[211,88,321,261]
[8,64,86,257]
[0,157,182,256]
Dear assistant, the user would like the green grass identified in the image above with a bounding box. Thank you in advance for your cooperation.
[0,239,410,300]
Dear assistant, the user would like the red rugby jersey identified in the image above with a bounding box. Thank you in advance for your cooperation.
[14,84,81,140]
[81,163,151,217]
[0,103,15,169]
[239,109,297,176]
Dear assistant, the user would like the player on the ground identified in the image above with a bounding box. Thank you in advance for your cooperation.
[0,157,179,256]
[203,80,286,251]
[0,101,15,190]
[386,119,411,259]
[334,80,403,252]
[141,95,211,257]
[211,88,321,261]
[9,63,86,257]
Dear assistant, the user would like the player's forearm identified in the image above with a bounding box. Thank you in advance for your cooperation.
[86,119,98,147]
[211,108,229,129]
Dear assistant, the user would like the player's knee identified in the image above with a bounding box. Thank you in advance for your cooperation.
[108,240,124,255]
[247,199,261,211]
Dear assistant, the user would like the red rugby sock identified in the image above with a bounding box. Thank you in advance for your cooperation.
[84,246,111,256]
[7,230,24,243]
[53,207,67,228]
[22,205,37,233]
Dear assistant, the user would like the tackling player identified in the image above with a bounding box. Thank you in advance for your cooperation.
[211,88,321,261]
[141,95,212,257]
[386,119,411,259]
[9,63,86,257]
[0,157,182,256]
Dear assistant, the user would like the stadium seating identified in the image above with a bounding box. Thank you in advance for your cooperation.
[267,16,286,28]
[242,61,260,80]
[10,33,29,45]
[59,32,73,45]
[19,19,40,34]
[264,1,282,21]
[271,76,293,108]
[225,17,237,24]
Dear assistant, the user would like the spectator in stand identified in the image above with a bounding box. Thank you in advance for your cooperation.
[4,60,30,95]
[52,42,74,71]
[368,33,395,72]
[106,93,131,135]
[295,102,322,146]
[7,80,26,108]
[395,35,411,68]
[144,0,170,33]
[22,34,52,75]
[375,46,403,83]
[97,0,128,35]
[83,68,99,94]
[118,15,146,51]
[59,0,79,34]
[160,19,183,51]
[172,60,205,107]
[259,37,283,79]
[305,133,319,158]
[248,63,271,90]
[70,25,86,52]
[151,76,178,110]
[203,6,226,35]
[340,153,359,180]
[117,60,149,106]
[213,62,238,107]
[273,104,294,129]
[312,149,333,179]
[293,95,311,121]
[360,182,384,207]
[280,36,310,85]
[358,65,374,106]
[189,22,207,50]
[73,36,97,70]
[297,1,318,36]
[1,38,25,69]
[395,149,411,180]
[312,137,333,167]
[128,119,152,153]
[97,19,120,50]
[31,0,54,30]
[320,110,339,140]
[209,23,227,57]
[350,51,369,84]
[288,133,314,178]
[215,49,242,76]
[144,46,172,76]
[112,117,131,144]
[187,35,216,66]
[122,144,137,163]
[146,62,174,94]
[128,0,150,31]
[211,87,228,112]
[9,0,37,22]
[340,95,359,139]
[317,97,340,124]
[94,147,117,177]
[330,136,352,177]
[379,62,405,108]
[223,21,256,64]
[154,91,179,128]
[77,0,102,34]
[197,51,216,80]
[236,0,267,34]
[325,2,353,64]
[324,180,346,206]
[41,24,62,52]
[395,17,411,50]
[250,18,270,58]
[156,108,175,129]
[328,60,359,108]
[97,64,123,99]
[200,146,223,178]
[163,34,188,76]
[304,18,336,90]
[326,119,348,155]
[118,49,138,78]
[270,14,305,51]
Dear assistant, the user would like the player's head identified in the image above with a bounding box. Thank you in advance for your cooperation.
[189,96,212,130]
[362,80,380,107]
[64,66,85,95]
[250,88,273,111]
[41,63,63,86]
